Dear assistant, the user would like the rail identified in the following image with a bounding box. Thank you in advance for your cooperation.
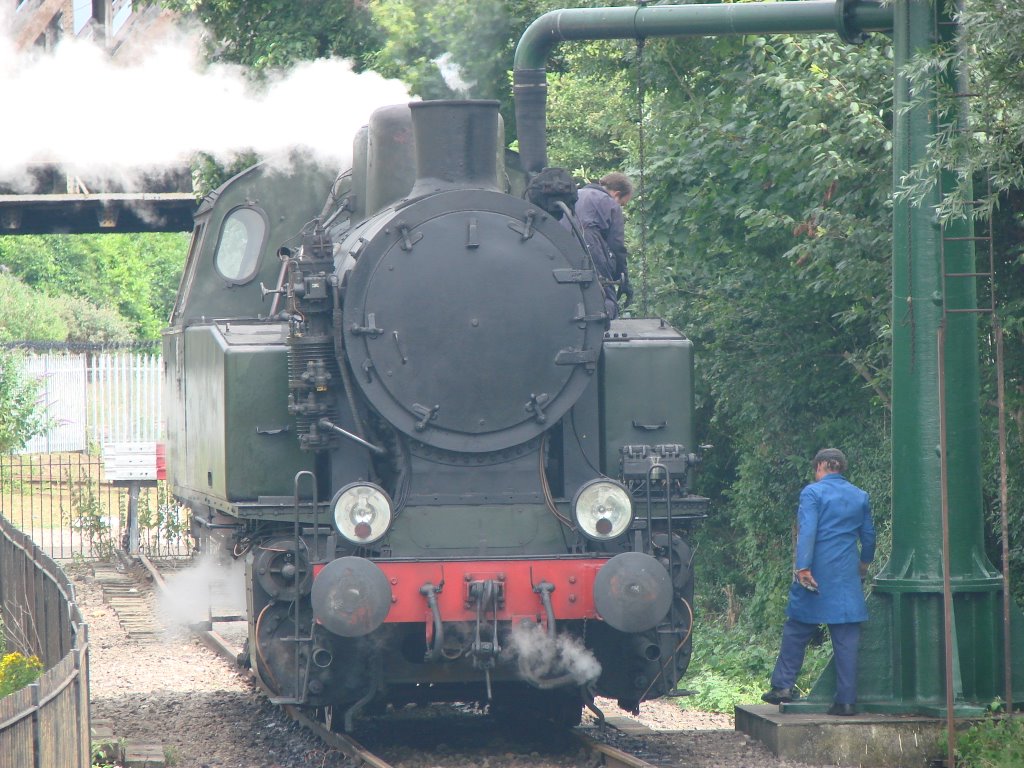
[0,514,90,768]
[136,553,662,768]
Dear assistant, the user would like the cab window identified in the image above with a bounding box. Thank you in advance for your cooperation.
[214,207,267,283]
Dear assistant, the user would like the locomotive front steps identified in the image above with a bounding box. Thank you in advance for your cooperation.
[736,704,955,767]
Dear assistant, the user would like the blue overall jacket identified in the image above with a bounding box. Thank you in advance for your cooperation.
[786,473,876,625]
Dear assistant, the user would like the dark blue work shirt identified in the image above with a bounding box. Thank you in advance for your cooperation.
[787,473,875,624]
[574,183,627,282]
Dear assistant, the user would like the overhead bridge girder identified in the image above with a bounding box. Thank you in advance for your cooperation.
[0,193,197,234]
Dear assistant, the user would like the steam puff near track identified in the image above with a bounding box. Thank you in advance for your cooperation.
[0,12,411,184]
[158,552,247,629]
[505,622,602,687]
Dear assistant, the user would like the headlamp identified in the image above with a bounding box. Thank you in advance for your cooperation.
[572,479,633,541]
[331,483,393,545]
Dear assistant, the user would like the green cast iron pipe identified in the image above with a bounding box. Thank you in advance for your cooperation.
[513,0,894,172]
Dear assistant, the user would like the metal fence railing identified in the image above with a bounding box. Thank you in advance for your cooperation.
[0,514,90,768]
[0,452,191,561]
[4,346,163,454]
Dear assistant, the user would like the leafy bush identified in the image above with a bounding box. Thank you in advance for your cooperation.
[0,651,43,698]
[680,616,831,713]
[0,271,133,343]
[0,233,189,341]
[66,470,117,560]
[0,272,68,342]
[0,351,48,453]
[53,294,134,343]
[954,714,1024,768]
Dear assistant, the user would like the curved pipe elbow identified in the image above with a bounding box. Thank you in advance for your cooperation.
[512,1,894,174]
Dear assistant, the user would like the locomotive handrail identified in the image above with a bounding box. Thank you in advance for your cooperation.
[513,0,895,172]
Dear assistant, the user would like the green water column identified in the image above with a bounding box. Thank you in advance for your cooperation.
[800,0,1024,715]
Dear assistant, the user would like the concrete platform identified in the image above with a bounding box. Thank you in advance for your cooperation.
[735,704,948,767]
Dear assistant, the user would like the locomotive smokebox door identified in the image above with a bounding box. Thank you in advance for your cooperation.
[343,101,605,454]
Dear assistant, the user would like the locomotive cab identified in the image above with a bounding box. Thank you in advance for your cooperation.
[164,99,707,730]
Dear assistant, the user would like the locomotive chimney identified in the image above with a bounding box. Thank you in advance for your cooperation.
[409,100,501,196]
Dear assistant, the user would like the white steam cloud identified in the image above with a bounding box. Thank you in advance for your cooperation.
[0,9,411,185]
[505,622,602,687]
[434,52,476,97]
[157,551,247,629]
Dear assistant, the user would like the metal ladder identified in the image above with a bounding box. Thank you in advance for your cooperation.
[936,168,1012,714]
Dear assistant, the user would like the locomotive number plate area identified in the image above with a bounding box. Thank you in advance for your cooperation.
[370,559,605,623]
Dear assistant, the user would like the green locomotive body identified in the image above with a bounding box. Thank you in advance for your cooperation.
[164,99,707,730]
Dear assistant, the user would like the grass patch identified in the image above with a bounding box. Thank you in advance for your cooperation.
[679,615,832,713]
[954,711,1024,768]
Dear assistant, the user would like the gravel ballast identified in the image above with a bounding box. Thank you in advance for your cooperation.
[76,561,826,768]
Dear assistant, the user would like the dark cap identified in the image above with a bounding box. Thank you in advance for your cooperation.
[813,448,847,472]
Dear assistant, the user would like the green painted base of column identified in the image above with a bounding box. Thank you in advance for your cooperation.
[781,583,1024,716]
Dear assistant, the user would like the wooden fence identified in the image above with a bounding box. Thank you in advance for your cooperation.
[0,514,90,768]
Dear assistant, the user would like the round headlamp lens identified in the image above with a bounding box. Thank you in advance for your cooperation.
[573,479,633,540]
[332,483,393,544]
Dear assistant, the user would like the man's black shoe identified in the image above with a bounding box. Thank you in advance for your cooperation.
[827,703,856,716]
[761,687,794,704]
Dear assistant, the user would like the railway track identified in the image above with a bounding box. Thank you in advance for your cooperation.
[129,553,666,768]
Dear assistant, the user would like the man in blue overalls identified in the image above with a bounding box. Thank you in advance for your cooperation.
[762,448,876,716]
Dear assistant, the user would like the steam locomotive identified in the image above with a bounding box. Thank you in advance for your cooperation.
[164,99,707,730]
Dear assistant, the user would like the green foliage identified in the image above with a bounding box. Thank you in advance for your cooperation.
[0,651,43,698]
[0,272,68,342]
[66,471,118,560]
[897,0,1024,220]
[369,0,639,145]
[545,40,635,178]
[0,271,133,343]
[979,196,1024,605]
[91,736,124,768]
[189,150,260,200]
[154,0,383,72]
[130,483,194,555]
[53,295,135,344]
[0,233,188,340]
[952,713,1024,768]
[371,0,512,99]
[0,351,47,453]
[680,616,830,713]
[635,32,896,628]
